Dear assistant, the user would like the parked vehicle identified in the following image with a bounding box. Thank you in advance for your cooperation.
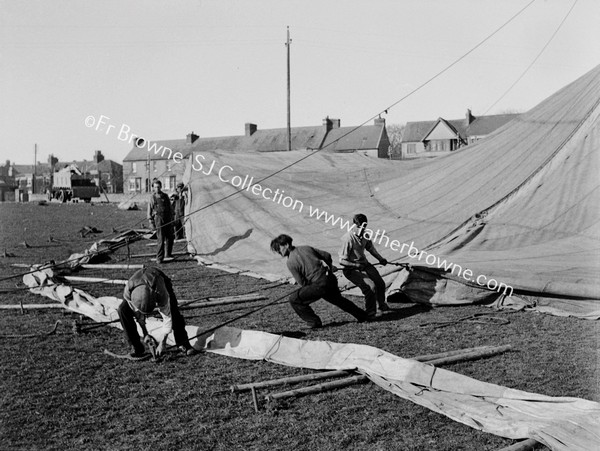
[48,165,100,203]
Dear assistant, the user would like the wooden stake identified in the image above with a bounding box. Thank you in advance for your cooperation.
[251,386,259,413]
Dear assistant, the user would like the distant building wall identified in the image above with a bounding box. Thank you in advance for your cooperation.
[123,158,186,194]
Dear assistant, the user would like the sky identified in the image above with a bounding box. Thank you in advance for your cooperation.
[1,0,599,165]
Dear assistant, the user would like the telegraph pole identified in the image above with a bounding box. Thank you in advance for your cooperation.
[286,26,292,151]
[33,143,37,194]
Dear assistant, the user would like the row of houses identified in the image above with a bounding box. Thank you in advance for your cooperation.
[400,109,518,157]
[0,151,123,196]
[122,110,518,194]
[1,110,518,199]
[122,116,390,193]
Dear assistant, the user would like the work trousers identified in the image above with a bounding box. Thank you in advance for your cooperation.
[154,216,174,262]
[343,264,386,317]
[173,214,185,240]
[117,296,191,353]
[289,274,367,327]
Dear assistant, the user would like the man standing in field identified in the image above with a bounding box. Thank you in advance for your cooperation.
[270,234,368,329]
[339,213,390,319]
[148,179,174,264]
[118,266,197,357]
[171,182,187,241]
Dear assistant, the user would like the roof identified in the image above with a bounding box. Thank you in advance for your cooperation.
[421,117,462,141]
[192,126,327,153]
[124,121,387,161]
[123,139,190,162]
[9,160,121,175]
[11,163,51,175]
[402,113,519,143]
[55,159,123,172]
[466,113,517,136]
[321,125,384,152]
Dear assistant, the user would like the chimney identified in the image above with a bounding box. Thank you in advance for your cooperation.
[93,150,104,163]
[323,117,333,132]
[331,119,341,129]
[187,132,199,144]
[465,109,475,125]
[374,117,385,126]
[245,123,257,136]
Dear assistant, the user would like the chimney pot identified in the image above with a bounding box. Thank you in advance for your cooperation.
[323,117,333,132]
[245,123,257,136]
[465,109,475,125]
[187,132,199,144]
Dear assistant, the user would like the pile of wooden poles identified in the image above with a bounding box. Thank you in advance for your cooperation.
[231,344,513,412]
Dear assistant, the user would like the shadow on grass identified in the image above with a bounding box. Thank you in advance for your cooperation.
[270,330,307,339]
[324,320,362,329]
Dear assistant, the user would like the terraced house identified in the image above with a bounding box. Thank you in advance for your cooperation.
[122,117,390,193]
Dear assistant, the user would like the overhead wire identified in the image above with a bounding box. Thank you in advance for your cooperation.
[170,0,539,244]
[483,0,579,115]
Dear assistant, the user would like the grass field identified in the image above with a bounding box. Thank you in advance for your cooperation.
[0,201,598,451]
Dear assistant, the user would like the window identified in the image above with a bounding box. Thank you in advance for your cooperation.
[129,177,142,192]
[132,162,137,173]
[163,176,176,190]
[428,140,450,152]
[166,161,173,172]
[153,160,157,172]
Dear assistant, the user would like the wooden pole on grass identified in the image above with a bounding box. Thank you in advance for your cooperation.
[495,438,541,451]
[237,346,508,393]
[63,276,127,285]
[411,345,503,362]
[265,375,368,402]
[81,263,144,270]
[129,251,189,258]
[0,304,64,310]
[423,344,512,366]
[264,344,513,403]
[231,370,353,393]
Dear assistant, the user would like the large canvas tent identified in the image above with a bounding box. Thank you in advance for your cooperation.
[183,65,600,319]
